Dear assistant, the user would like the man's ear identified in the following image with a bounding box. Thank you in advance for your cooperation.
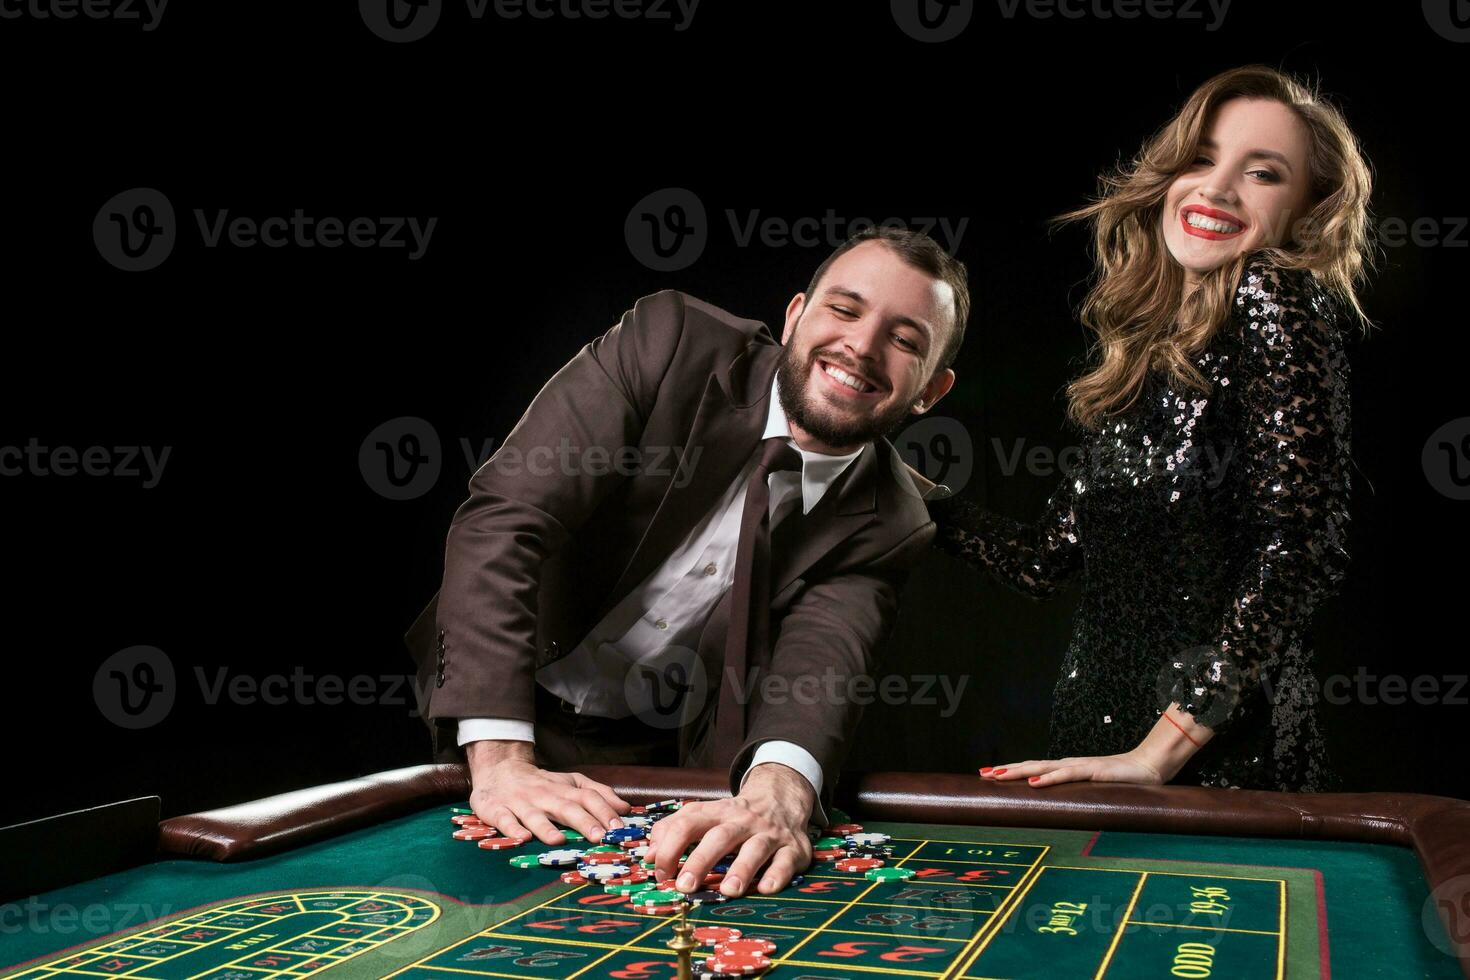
[781,293,806,345]
[911,366,956,414]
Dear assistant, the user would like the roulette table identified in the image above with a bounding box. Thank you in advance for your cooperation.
[3,765,1467,979]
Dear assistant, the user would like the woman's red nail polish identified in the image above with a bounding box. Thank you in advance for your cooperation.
[980,767,993,774]
[1028,776,1040,784]
[993,768,1008,776]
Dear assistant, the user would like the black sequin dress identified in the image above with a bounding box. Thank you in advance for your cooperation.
[933,257,1351,792]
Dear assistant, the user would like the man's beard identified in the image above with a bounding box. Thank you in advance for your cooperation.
[775,343,914,448]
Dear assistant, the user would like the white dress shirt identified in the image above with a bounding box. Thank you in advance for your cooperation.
[456,375,866,799]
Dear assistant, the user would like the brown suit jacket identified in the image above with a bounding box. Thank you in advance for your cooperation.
[404,289,943,809]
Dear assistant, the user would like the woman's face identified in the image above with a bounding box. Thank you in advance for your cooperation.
[1161,97,1314,285]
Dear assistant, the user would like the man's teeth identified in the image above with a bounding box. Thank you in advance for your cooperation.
[823,363,874,393]
[1186,211,1242,234]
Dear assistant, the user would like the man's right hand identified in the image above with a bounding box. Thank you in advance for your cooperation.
[466,739,630,846]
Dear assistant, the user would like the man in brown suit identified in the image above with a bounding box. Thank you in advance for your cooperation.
[405,227,966,898]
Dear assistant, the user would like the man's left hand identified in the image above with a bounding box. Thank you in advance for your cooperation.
[647,763,814,897]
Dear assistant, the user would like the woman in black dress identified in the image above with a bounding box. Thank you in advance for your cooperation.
[940,65,1375,792]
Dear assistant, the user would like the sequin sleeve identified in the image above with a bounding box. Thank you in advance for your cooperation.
[1161,258,1352,732]
[930,469,1084,599]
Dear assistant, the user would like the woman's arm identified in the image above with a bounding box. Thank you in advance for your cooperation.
[1158,257,1353,735]
[930,466,1085,599]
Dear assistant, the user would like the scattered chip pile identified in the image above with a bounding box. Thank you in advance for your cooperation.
[448,800,916,974]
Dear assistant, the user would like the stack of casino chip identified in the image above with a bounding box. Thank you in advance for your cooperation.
[447,809,529,851]
[812,826,915,882]
[695,935,779,977]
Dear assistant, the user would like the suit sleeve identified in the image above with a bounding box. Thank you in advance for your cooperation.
[428,290,689,724]
[730,518,936,814]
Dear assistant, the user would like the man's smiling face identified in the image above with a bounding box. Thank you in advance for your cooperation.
[777,240,957,454]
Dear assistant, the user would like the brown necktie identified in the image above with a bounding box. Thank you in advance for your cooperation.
[713,436,803,764]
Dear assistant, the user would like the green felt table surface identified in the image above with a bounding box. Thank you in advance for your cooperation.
[1,804,1460,980]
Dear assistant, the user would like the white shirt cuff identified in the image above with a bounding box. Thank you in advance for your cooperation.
[456,718,536,747]
[740,740,825,816]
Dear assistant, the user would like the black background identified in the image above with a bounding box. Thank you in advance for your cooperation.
[1,0,1464,826]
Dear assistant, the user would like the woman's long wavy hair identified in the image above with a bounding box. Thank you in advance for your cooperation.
[1056,65,1375,430]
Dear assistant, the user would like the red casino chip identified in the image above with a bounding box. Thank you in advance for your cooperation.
[583,851,631,865]
[834,857,884,872]
[451,827,500,841]
[827,823,863,835]
[714,938,777,956]
[450,814,483,826]
[560,871,590,885]
[812,848,847,861]
[693,926,742,947]
[476,837,528,850]
[705,951,772,975]
[632,901,684,914]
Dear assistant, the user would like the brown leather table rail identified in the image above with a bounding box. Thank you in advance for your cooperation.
[157,764,1470,973]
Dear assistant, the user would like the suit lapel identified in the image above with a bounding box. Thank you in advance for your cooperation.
[599,343,779,619]
[599,338,885,622]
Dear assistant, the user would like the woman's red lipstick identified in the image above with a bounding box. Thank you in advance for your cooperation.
[1180,204,1247,240]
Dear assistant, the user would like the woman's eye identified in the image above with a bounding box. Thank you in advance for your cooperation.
[1249,169,1280,183]
[1192,155,1213,167]
[831,305,856,317]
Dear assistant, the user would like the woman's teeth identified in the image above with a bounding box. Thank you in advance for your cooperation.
[823,363,874,393]
[1186,211,1242,234]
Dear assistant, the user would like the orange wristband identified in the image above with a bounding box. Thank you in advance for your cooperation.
[1162,711,1201,748]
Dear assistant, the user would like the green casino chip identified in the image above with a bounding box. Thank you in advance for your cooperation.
[608,880,657,897]
[813,837,845,850]
[508,854,543,868]
[587,845,622,853]
[560,829,586,842]
[864,867,916,882]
